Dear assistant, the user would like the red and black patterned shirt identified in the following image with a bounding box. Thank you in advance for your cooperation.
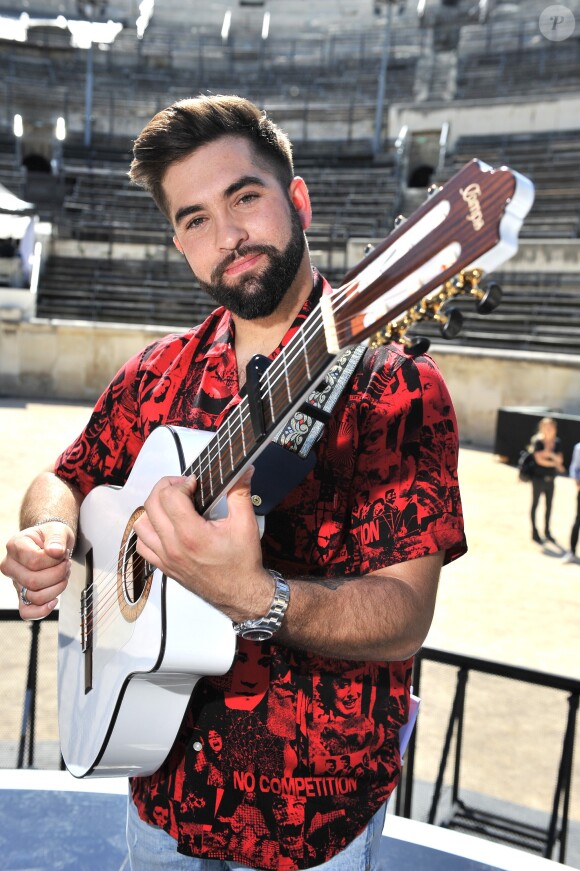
[55,273,466,870]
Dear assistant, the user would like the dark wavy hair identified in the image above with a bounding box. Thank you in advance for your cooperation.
[129,94,294,220]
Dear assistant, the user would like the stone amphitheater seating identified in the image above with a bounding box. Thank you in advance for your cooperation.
[1,5,580,354]
[456,42,580,100]
[35,255,213,327]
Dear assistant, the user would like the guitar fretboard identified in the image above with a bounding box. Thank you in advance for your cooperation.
[186,303,334,516]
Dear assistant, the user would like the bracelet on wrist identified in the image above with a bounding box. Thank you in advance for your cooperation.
[35,517,71,528]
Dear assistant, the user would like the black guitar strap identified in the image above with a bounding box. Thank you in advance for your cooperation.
[250,344,367,515]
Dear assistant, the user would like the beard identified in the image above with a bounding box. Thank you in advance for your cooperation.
[195,204,306,320]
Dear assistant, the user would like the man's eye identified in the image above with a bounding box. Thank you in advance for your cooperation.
[186,216,206,230]
[238,192,259,205]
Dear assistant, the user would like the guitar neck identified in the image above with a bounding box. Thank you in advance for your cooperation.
[184,159,535,517]
[187,302,336,517]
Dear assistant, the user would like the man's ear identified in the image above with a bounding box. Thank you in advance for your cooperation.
[288,177,312,231]
[173,235,184,255]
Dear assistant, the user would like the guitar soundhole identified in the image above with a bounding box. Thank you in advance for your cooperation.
[117,508,154,623]
[123,532,149,603]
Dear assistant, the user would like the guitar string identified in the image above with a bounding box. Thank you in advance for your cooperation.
[81,261,413,637]
[159,244,421,498]
[81,392,260,629]
[82,543,146,642]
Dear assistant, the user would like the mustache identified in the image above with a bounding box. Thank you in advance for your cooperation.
[211,245,278,283]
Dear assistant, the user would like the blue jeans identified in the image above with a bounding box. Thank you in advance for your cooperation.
[126,790,387,871]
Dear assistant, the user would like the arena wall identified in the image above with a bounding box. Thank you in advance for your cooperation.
[388,94,580,145]
[1,316,578,450]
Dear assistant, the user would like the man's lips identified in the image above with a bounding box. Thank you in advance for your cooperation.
[222,252,264,277]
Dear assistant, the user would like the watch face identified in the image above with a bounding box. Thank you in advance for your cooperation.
[241,627,274,642]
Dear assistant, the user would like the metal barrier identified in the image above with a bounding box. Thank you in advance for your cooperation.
[4,613,578,863]
[0,609,61,771]
[396,647,579,864]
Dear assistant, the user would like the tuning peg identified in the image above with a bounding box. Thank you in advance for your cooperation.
[427,184,442,198]
[393,214,406,228]
[402,335,431,357]
[435,307,463,340]
[364,242,375,256]
[473,280,502,315]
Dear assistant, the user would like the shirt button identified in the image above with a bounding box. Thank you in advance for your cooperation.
[193,741,203,752]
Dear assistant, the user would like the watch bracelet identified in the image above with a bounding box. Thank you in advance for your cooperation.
[233,570,290,638]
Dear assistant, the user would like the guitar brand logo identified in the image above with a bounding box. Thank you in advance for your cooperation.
[460,183,485,231]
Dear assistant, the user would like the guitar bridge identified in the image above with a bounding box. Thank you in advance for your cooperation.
[81,549,94,693]
[80,588,90,654]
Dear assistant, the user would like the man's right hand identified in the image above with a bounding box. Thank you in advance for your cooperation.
[0,521,75,620]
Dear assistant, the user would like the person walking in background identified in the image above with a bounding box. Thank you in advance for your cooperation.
[562,441,580,563]
[529,417,565,544]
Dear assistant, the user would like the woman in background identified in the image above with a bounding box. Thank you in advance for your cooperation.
[529,417,565,544]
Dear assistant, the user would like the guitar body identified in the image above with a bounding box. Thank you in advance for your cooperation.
[58,426,237,778]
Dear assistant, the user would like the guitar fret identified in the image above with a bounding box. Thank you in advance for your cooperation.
[239,404,247,457]
[198,460,206,506]
[191,456,204,514]
[226,405,247,474]
[189,457,198,485]
[301,331,312,381]
[216,431,224,485]
[265,368,276,424]
[226,415,235,471]
[283,355,292,405]
[207,452,217,503]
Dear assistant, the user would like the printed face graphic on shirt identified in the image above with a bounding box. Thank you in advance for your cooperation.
[225,642,271,710]
[331,671,364,717]
[314,667,366,719]
[208,729,223,753]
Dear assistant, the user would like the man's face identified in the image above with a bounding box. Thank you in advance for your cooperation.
[164,136,310,320]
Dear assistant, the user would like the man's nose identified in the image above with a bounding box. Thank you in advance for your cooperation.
[216,214,249,251]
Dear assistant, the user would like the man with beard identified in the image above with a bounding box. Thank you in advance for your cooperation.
[1,94,466,870]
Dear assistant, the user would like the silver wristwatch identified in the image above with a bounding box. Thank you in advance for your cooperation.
[233,570,290,642]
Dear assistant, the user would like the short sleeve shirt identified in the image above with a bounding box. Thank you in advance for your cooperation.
[55,273,466,869]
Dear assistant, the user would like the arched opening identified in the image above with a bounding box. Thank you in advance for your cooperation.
[23,154,51,173]
[23,153,64,216]
[408,164,434,188]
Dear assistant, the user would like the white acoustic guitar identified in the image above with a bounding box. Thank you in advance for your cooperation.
[58,159,534,778]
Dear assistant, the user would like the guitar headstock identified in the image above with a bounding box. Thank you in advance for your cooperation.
[321,159,535,354]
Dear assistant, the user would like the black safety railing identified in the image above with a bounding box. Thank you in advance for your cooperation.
[396,647,579,865]
[4,614,578,863]
[0,609,61,771]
